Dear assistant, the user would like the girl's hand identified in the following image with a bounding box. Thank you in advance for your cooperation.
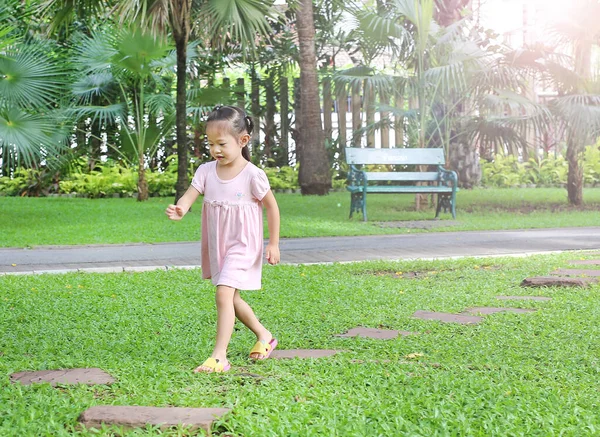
[265,243,280,265]
[165,204,185,220]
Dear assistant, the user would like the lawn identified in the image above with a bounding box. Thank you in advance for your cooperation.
[1,253,600,436]
[1,188,600,247]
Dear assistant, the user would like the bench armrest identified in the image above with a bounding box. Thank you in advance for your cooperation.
[437,166,458,187]
[347,165,367,188]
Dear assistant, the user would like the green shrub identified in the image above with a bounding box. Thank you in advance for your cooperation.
[264,165,299,190]
[480,153,569,188]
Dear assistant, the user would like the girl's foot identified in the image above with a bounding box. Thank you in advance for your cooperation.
[249,331,273,360]
[250,337,278,360]
[194,357,230,373]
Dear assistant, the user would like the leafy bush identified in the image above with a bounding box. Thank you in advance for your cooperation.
[59,164,138,198]
[480,153,570,188]
[264,165,299,190]
[0,168,58,196]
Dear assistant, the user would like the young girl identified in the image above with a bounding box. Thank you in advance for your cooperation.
[165,105,280,373]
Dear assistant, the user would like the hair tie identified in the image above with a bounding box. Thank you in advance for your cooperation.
[245,115,254,134]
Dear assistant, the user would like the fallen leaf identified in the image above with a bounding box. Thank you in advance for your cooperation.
[405,352,424,359]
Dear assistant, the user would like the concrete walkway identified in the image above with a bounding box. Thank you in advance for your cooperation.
[1,227,600,275]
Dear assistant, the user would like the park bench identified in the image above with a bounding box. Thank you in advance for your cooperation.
[345,147,458,221]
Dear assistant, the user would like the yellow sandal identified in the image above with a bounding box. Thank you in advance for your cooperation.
[249,338,278,360]
[193,357,231,373]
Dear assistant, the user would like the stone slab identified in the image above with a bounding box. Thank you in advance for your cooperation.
[521,276,597,287]
[270,349,340,359]
[412,310,483,324]
[463,307,536,315]
[551,269,600,277]
[10,368,115,386]
[335,327,414,339]
[496,296,552,301]
[568,259,600,265]
[78,406,230,432]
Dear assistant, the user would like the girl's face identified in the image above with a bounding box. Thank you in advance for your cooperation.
[206,122,249,166]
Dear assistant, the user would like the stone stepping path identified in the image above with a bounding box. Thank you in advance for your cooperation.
[335,327,415,340]
[551,268,600,277]
[463,307,536,315]
[496,296,552,301]
[10,368,115,386]
[521,276,597,287]
[270,349,340,359]
[568,259,600,265]
[78,406,230,433]
[412,310,483,325]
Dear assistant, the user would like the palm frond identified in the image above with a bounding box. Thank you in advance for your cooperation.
[146,93,175,116]
[0,106,69,168]
[72,72,115,104]
[72,31,117,75]
[67,103,125,127]
[0,42,68,109]
[201,0,275,52]
[550,94,600,137]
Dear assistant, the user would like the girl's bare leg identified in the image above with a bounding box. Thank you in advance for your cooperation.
[233,290,272,358]
[195,285,235,372]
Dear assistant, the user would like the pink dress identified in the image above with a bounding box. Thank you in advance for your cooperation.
[191,161,271,290]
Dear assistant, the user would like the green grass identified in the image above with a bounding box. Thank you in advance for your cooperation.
[2,188,600,247]
[1,253,600,435]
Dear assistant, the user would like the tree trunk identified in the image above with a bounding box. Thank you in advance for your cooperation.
[138,155,149,201]
[174,30,189,203]
[296,0,331,195]
[566,135,583,206]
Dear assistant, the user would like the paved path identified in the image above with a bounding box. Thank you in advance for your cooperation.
[1,227,599,275]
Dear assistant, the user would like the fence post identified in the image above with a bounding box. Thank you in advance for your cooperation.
[365,80,375,148]
[395,92,404,148]
[250,67,261,158]
[236,78,245,109]
[323,77,333,146]
[293,77,302,163]
[380,91,390,148]
[265,70,276,161]
[351,84,362,147]
[280,75,290,165]
[337,86,347,157]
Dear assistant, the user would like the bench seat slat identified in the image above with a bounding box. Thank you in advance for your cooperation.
[364,172,439,181]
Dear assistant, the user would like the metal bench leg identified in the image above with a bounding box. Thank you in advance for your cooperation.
[350,191,365,220]
[451,193,456,219]
[436,193,453,218]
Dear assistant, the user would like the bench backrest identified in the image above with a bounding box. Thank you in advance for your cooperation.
[345,147,446,182]
[345,147,445,166]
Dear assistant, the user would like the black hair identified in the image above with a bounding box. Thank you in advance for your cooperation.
[206,105,253,161]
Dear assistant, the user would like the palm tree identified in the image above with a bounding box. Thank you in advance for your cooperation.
[42,0,275,201]
[69,27,175,201]
[295,0,332,195]
[335,0,551,190]
[546,0,600,205]
[0,0,70,174]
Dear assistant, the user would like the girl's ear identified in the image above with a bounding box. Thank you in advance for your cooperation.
[240,133,251,146]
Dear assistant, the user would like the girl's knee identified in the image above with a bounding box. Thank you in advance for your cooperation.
[232,290,243,305]
[215,285,235,305]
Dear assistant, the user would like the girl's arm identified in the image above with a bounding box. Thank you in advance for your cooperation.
[262,190,280,265]
[165,186,201,220]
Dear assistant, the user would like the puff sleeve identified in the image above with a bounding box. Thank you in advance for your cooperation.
[190,163,208,194]
[250,168,271,201]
